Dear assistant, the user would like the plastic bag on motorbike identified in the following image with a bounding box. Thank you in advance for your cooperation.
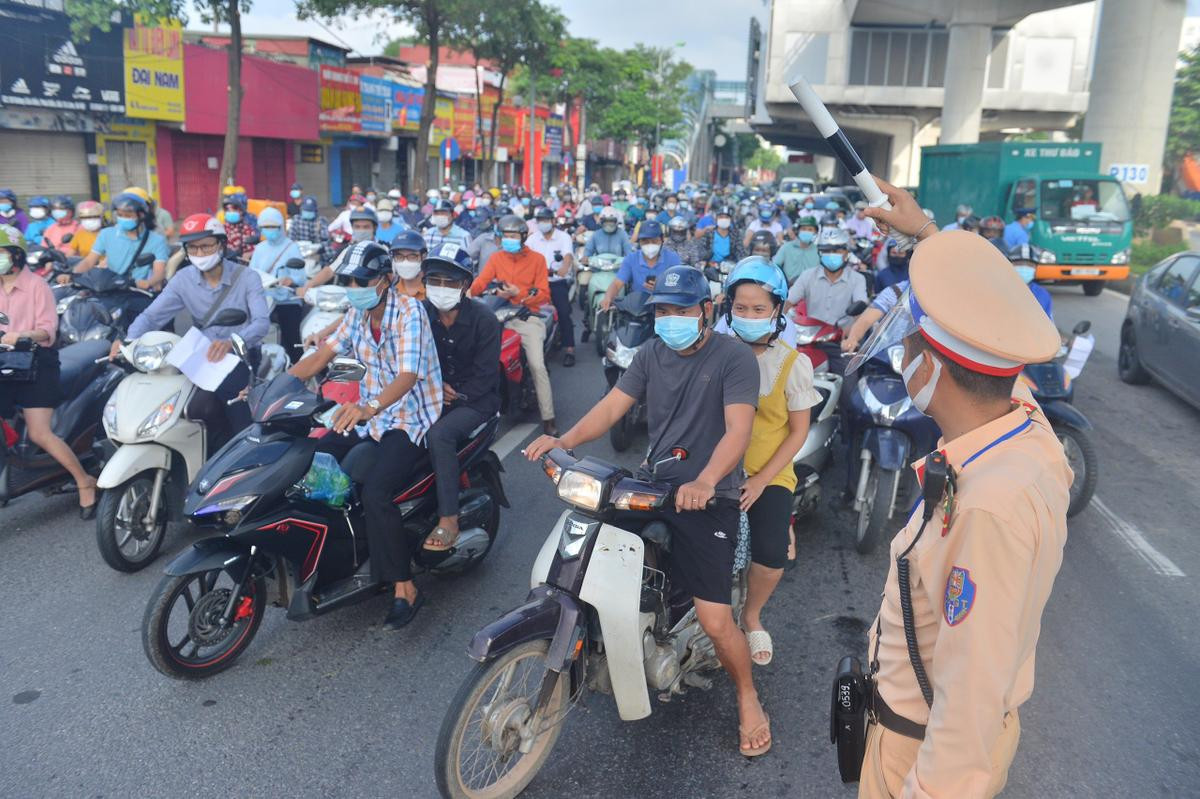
[298,451,352,507]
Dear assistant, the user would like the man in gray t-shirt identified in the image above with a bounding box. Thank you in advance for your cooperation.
[525,264,773,758]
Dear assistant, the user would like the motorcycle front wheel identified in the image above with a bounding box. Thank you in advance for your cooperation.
[435,640,569,799]
[609,412,633,452]
[95,472,167,572]
[142,568,266,679]
[855,465,900,554]
[1056,425,1097,517]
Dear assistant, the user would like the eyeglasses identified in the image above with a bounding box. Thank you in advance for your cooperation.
[392,252,422,262]
[334,274,376,288]
[425,275,464,288]
[185,241,222,256]
[260,225,281,232]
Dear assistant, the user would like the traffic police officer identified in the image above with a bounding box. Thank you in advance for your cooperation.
[852,181,1072,798]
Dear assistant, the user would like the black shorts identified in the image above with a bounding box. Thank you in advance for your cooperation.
[0,347,62,417]
[747,484,793,569]
[659,500,740,605]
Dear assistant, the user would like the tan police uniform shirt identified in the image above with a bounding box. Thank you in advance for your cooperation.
[866,384,1072,797]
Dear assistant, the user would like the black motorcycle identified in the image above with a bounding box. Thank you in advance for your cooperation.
[602,291,654,452]
[0,314,122,506]
[57,255,156,346]
[141,366,509,679]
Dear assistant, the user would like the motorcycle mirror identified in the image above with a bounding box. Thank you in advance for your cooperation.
[703,266,720,281]
[327,357,366,383]
[1072,320,1092,336]
[229,333,248,361]
[205,308,248,329]
[135,253,156,267]
[847,300,868,316]
[285,257,306,270]
[0,311,8,325]
[61,233,73,243]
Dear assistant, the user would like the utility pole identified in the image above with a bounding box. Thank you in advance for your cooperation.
[527,76,537,193]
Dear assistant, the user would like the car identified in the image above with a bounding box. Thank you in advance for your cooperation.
[826,185,867,206]
[1118,251,1200,409]
[779,177,817,204]
[805,193,852,214]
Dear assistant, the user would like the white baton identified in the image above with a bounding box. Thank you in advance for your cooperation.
[787,76,916,252]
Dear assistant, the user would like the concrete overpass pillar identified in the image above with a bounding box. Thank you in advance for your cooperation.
[940,22,992,144]
[1083,0,1187,194]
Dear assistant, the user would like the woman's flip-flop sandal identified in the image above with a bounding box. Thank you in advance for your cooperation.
[746,629,773,666]
[423,526,458,552]
[739,714,772,757]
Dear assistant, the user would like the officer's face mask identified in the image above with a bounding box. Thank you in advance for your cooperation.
[901,351,942,415]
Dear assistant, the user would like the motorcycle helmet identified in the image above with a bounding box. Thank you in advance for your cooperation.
[221,185,248,209]
[52,195,75,212]
[349,207,379,226]
[0,225,27,267]
[76,200,104,227]
[300,196,320,216]
[748,230,777,258]
[533,206,555,221]
[725,256,788,301]
[389,229,427,255]
[112,192,149,217]
[648,265,711,308]
[981,215,1005,233]
[959,215,981,233]
[422,241,473,282]
[497,214,528,242]
[816,226,850,251]
[333,240,391,284]
[668,216,690,235]
[0,188,17,206]
[599,206,622,223]
[638,220,664,241]
[29,195,51,209]
[178,213,227,244]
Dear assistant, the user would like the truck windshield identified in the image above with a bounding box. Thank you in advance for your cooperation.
[781,179,811,194]
[1040,179,1130,224]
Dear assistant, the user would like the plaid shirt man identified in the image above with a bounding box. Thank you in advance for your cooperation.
[327,288,443,443]
[288,215,337,266]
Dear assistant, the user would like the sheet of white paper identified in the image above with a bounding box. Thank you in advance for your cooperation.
[165,328,239,392]
[1063,333,1094,379]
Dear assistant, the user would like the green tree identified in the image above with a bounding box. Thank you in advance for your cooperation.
[745,146,782,172]
[1166,46,1200,176]
[68,0,248,205]
[589,44,691,158]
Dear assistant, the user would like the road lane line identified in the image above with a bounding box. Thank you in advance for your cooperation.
[492,422,538,461]
[1091,497,1185,577]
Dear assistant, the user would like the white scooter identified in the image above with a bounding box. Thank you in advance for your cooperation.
[94,308,248,572]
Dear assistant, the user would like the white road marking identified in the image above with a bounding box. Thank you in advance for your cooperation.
[492,422,538,461]
[1091,497,1185,577]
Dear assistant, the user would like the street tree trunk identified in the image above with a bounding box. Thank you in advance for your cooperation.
[217,0,242,209]
[484,75,508,185]
[472,56,488,183]
[413,2,441,197]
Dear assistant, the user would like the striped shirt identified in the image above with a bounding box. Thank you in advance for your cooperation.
[327,289,443,443]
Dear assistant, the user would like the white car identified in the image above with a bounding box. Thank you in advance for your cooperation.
[779,177,817,205]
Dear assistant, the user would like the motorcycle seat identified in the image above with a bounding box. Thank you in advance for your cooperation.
[56,339,112,399]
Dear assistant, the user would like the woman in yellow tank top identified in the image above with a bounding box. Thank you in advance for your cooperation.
[722,258,821,666]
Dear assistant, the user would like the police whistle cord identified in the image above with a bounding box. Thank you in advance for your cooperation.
[786,76,917,253]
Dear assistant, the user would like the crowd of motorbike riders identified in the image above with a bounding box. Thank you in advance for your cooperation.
[0,174,1058,762]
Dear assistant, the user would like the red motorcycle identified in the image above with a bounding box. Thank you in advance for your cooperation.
[790,301,845,372]
[476,287,558,419]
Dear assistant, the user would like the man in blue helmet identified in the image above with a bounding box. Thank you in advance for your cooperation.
[525,263,773,758]
[600,219,681,310]
[72,192,170,289]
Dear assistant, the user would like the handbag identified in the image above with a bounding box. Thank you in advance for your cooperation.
[0,348,37,382]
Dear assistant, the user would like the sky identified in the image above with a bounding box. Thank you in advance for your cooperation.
[188,0,768,80]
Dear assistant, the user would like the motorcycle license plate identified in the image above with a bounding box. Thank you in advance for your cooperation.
[1071,268,1102,276]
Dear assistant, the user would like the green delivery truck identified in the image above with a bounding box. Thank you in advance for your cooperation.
[919,141,1133,296]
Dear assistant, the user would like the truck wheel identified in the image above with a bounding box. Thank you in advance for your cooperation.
[855,466,900,554]
[1082,281,1104,297]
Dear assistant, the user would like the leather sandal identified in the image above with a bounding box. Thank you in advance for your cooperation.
[423,526,458,552]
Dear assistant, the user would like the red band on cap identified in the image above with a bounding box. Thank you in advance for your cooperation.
[919,329,1025,377]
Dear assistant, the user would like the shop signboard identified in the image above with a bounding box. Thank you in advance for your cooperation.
[453,94,477,155]
[319,65,360,132]
[359,74,391,135]
[123,17,185,121]
[0,4,125,113]
[428,94,454,150]
[544,117,564,161]
[392,84,423,132]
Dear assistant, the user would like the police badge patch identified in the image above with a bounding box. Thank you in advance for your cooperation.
[943,566,976,626]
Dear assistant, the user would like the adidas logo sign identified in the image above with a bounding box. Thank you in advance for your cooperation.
[9,78,29,95]
[53,40,83,67]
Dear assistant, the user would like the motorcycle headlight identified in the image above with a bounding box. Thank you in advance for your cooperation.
[103,398,118,436]
[1111,249,1129,265]
[316,295,348,312]
[858,379,908,426]
[606,341,636,369]
[132,341,173,373]
[795,325,821,345]
[887,344,906,375]
[194,494,259,520]
[56,296,75,315]
[556,469,604,511]
[137,391,180,438]
[1038,249,1057,264]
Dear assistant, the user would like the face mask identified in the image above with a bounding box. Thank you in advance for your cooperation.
[759,211,772,221]
[1015,265,1036,284]
[224,211,241,224]
[366,195,377,203]
[373,211,390,224]
[51,209,68,221]
[479,197,492,207]
[716,218,731,230]
[602,221,618,233]
[655,314,702,351]
[798,230,815,244]
[1022,219,1033,230]
[820,253,845,271]
[347,284,384,311]
[0,203,12,214]
[351,229,373,243]
[957,215,967,224]
[301,210,316,221]
[730,313,775,342]
[427,285,463,311]
[262,228,283,243]
[537,221,553,234]
[803,203,814,210]
[29,208,47,220]
[501,238,522,254]
[393,259,421,280]
[433,214,451,229]
[0,251,12,275]
[520,198,531,207]
[290,189,302,199]
[665,203,677,212]
[117,217,139,232]
[901,352,942,414]
[81,218,102,232]
[641,243,661,259]
[190,252,222,272]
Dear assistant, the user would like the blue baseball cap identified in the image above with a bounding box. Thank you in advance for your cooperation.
[638,220,664,240]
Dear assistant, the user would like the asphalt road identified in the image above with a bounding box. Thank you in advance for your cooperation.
[1,286,1198,798]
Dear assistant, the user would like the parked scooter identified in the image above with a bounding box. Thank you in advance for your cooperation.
[141,366,509,679]
[436,448,746,798]
[476,287,557,419]
[1020,320,1097,516]
[602,291,654,451]
[94,308,249,572]
[57,260,156,346]
[0,313,122,506]
[842,343,941,553]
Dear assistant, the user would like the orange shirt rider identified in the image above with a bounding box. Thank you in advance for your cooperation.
[470,247,550,311]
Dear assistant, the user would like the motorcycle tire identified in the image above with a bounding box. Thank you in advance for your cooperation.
[143,569,267,680]
[855,466,900,555]
[593,314,609,358]
[434,639,569,799]
[1056,425,1098,518]
[609,413,633,452]
[95,472,168,572]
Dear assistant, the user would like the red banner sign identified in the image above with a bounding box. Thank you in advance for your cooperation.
[319,65,360,132]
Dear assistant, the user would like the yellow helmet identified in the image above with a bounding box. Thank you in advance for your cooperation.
[122,186,150,202]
